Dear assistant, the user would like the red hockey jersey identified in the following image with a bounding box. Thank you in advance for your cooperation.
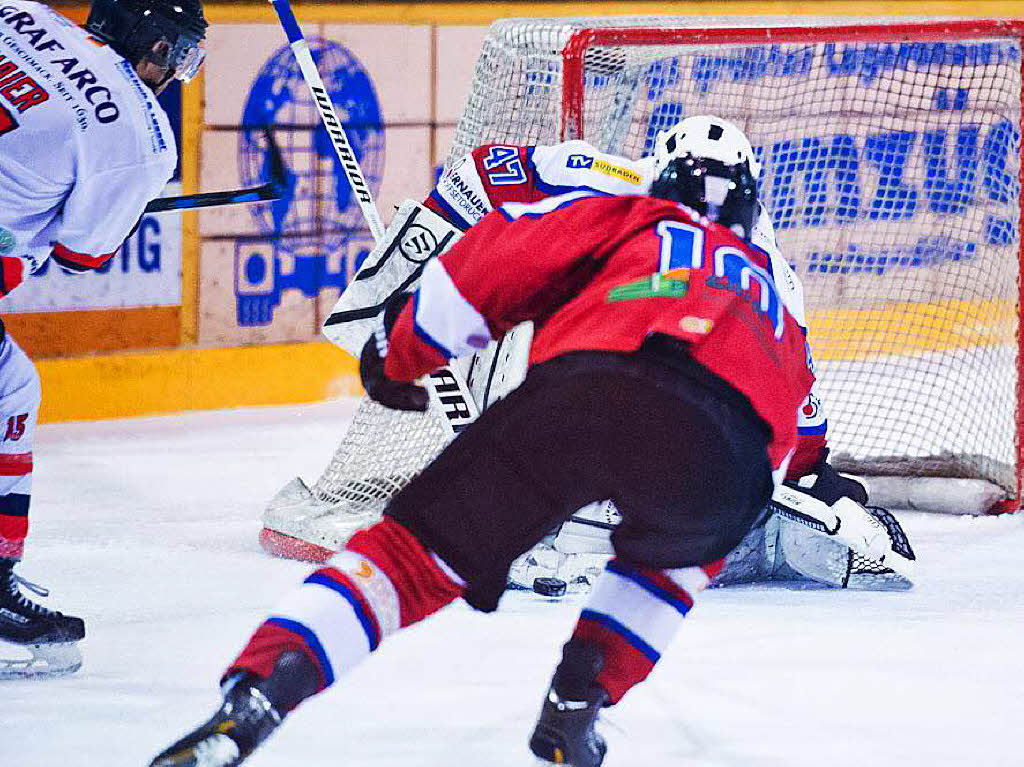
[386,192,814,474]
[423,141,827,477]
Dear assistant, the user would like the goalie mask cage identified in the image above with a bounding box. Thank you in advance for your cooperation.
[268,18,1024,559]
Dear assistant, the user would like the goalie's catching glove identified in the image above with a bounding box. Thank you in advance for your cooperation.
[359,293,429,412]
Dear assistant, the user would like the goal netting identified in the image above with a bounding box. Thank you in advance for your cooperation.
[263,17,1024,561]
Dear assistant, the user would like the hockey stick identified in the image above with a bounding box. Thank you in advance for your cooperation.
[267,0,386,243]
[145,127,289,213]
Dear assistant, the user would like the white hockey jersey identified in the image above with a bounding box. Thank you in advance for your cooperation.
[425,139,827,475]
[0,1,176,291]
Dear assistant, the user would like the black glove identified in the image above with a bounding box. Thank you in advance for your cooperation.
[359,293,429,412]
[787,451,868,506]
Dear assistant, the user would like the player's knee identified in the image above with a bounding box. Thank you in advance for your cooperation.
[0,339,41,412]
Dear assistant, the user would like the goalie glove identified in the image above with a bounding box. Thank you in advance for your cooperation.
[359,293,429,412]
[770,459,916,586]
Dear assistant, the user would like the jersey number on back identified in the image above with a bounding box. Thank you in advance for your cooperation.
[0,105,17,137]
[657,221,786,339]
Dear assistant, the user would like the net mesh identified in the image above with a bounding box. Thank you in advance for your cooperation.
[310,18,1021,517]
[312,396,451,511]
[449,17,1022,499]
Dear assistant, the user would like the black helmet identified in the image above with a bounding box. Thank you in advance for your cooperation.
[86,0,207,82]
[649,153,758,241]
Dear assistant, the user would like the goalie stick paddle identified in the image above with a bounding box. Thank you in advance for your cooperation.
[268,0,386,243]
[145,127,289,213]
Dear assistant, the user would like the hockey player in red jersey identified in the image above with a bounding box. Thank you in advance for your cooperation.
[274,116,911,594]
[152,138,816,766]
[0,0,206,678]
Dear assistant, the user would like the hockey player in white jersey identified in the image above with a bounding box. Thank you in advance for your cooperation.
[285,115,915,594]
[0,0,206,678]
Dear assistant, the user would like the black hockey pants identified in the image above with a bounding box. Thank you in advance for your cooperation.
[385,336,774,612]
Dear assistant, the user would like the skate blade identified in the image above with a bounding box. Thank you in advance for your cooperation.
[151,733,241,767]
[0,639,82,679]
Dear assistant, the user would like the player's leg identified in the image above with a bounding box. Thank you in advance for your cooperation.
[151,350,727,765]
[151,357,600,765]
[530,560,724,767]
[0,332,84,679]
[528,342,775,766]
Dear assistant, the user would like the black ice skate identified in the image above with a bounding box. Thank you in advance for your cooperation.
[529,640,610,767]
[0,561,85,679]
[151,652,319,767]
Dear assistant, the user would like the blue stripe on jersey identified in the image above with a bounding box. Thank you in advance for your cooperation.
[410,289,456,360]
[265,616,336,686]
[0,494,29,517]
[798,422,828,435]
[304,573,381,651]
[580,609,661,663]
[605,560,692,617]
[527,146,614,198]
[428,190,474,232]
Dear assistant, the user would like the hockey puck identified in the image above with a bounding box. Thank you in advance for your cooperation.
[532,577,567,597]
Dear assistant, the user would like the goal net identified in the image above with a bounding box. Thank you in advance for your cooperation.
[262,17,1024,561]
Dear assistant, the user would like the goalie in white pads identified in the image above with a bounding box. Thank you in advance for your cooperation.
[267,115,915,593]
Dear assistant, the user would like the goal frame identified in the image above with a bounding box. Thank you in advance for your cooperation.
[561,19,1024,513]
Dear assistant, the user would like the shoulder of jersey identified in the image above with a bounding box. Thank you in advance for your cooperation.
[33,2,176,169]
[531,140,653,195]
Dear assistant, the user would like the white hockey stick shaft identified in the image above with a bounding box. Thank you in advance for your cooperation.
[268,0,386,243]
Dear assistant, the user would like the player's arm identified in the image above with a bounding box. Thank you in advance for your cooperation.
[50,156,173,275]
[372,193,617,392]
[750,204,830,479]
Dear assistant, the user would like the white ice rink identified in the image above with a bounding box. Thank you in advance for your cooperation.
[3,399,1024,767]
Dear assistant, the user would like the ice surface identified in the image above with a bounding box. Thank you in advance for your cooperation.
[3,399,1023,766]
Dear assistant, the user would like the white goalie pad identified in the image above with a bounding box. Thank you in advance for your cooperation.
[517,490,916,593]
[322,200,463,356]
[769,484,916,588]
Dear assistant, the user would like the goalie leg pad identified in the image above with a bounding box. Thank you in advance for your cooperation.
[769,483,916,589]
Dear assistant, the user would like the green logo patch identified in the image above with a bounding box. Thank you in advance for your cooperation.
[606,274,690,303]
[0,228,14,255]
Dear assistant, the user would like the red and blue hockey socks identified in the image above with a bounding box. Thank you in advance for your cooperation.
[569,558,723,703]
[227,519,463,703]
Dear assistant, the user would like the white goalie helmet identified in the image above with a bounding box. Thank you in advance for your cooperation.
[653,115,762,179]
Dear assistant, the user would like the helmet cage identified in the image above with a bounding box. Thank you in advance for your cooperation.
[649,154,758,240]
[86,0,207,82]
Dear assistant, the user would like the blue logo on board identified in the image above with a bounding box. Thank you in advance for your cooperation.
[235,39,384,326]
